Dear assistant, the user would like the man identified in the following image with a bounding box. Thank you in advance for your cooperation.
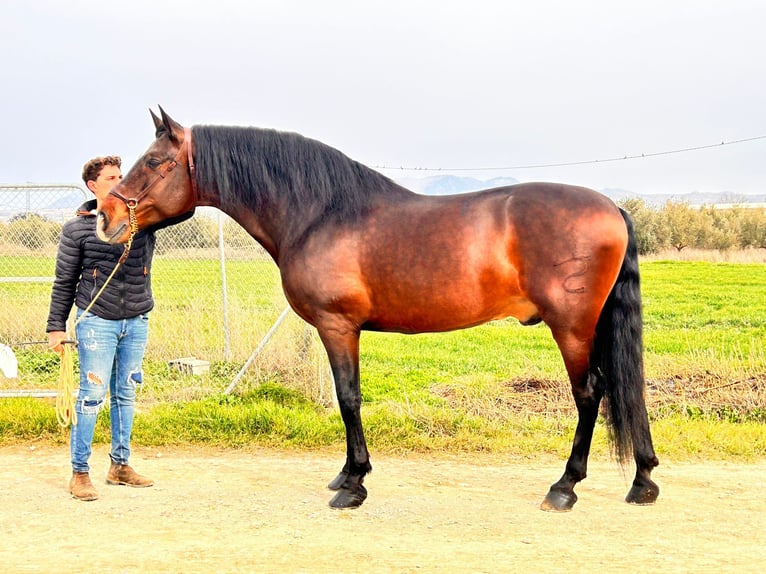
[47,155,192,501]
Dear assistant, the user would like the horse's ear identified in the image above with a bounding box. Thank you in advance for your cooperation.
[158,105,184,143]
[150,108,164,136]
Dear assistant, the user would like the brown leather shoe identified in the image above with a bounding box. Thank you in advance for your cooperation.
[70,472,99,501]
[106,463,154,488]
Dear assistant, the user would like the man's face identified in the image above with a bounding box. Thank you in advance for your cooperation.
[88,165,122,200]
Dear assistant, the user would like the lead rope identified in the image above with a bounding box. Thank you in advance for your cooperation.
[56,204,139,427]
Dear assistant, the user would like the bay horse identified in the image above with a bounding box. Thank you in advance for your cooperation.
[97,107,659,511]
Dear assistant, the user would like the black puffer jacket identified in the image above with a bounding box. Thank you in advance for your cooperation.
[46,200,191,332]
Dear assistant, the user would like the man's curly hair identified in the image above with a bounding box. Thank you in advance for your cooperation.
[81,155,121,185]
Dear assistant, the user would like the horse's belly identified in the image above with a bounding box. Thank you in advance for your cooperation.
[364,295,540,334]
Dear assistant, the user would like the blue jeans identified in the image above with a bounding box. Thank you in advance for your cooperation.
[71,310,149,473]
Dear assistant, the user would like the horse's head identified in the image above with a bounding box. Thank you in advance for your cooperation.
[96,107,197,244]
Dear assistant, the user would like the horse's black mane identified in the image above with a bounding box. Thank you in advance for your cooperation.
[193,125,408,223]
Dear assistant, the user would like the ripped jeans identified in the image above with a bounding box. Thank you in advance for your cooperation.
[71,310,149,473]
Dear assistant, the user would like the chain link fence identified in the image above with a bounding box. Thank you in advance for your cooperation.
[0,184,331,403]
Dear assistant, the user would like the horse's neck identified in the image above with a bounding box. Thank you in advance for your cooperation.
[216,191,324,263]
[216,202,279,260]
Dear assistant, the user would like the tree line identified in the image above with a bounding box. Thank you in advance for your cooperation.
[2,201,765,256]
[618,199,766,255]
[0,213,258,253]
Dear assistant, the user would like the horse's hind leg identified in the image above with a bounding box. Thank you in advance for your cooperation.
[317,327,372,509]
[541,331,601,512]
[626,405,660,505]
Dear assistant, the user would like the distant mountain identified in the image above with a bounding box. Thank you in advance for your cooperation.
[599,188,642,201]
[600,188,766,206]
[397,175,519,195]
[46,192,88,210]
[0,186,88,223]
[397,176,766,206]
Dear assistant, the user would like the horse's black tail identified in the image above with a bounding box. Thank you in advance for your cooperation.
[590,208,650,464]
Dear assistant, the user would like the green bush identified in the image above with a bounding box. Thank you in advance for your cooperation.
[618,199,766,255]
[155,217,218,252]
[2,214,62,250]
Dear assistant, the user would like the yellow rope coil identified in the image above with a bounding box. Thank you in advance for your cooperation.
[56,344,77,427]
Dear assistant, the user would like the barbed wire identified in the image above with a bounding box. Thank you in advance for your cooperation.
[373,134,766,173]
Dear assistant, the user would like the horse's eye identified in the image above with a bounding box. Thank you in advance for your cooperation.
[146,159,162,169]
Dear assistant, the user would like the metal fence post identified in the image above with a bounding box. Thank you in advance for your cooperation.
[217,210,231,361]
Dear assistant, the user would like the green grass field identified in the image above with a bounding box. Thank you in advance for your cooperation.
[1,257,765,459]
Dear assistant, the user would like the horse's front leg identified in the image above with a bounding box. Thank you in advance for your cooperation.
[319,327,372,509]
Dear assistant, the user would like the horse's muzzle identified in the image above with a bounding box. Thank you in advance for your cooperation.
[96,212,127,244]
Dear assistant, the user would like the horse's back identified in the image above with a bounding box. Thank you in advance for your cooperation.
[284,182,627,335]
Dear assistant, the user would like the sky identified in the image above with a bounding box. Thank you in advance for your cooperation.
[2,0,765,196]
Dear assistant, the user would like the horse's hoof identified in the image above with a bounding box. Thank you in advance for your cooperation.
[327,472,348,491]
[329,485,367,509]
[540,489,577,512]
[626,482,659,505]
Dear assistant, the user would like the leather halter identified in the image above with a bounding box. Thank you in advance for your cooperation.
[108,127,198,208]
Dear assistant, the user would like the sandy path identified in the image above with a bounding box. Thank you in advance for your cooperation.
[1,444,764,573]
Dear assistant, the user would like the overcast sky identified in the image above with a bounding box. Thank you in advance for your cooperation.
[2,0,765,195]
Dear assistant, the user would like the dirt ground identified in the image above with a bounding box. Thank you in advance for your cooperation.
[1,444,764,573]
